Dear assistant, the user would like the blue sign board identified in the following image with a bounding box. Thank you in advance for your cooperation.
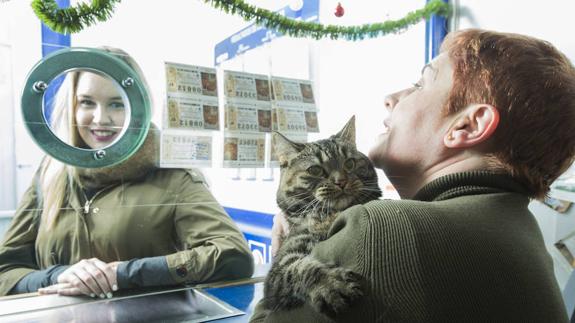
[41,0,71,124]
[224,207,274,264]
[214,0,319,65]
[425,0,449,63]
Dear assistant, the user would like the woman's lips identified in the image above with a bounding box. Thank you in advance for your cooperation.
[90,129,118,142]
[382,125,390,134]
[382,119,390,134]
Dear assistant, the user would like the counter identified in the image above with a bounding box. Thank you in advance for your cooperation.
[0,265,269,322]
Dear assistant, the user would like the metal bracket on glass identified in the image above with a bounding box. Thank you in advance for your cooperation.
[21,47,151,168]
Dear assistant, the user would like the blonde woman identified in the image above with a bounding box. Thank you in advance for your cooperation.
[0,47,253,298]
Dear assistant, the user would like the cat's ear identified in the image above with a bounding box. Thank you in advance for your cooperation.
[273,132,305,167]
[334,115,356,146]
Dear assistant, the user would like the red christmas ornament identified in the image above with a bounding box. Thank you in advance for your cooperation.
[334,2,344,17]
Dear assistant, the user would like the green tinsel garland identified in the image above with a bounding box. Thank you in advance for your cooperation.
[31,0,120,34]
[206,0,451,40]
[31,0,451,40]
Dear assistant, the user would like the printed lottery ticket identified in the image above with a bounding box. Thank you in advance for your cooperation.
[160,131,213,168]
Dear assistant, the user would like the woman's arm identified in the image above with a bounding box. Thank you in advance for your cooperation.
[165,170,254,284]
[115,256,173,289]
[4,175,117,297]
[10,265,68,294]
[0,181,47,295]
[116,170,254,289]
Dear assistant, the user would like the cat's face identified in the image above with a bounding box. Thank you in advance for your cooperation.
[274,117,381,218]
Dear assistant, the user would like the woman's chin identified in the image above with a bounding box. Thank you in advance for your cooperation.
[86,137,118,149]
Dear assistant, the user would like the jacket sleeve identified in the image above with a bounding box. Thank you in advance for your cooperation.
[10,265,69,294]
[0,182,42,296]
[116,256,174,289]
[164,170,254,284]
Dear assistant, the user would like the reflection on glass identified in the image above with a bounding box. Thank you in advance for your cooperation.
[43,69,130,150]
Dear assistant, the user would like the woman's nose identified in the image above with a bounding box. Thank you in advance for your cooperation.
[92,105,110,124]
[384,94,398,111]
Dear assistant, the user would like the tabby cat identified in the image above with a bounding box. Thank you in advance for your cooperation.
[263,116,382,317]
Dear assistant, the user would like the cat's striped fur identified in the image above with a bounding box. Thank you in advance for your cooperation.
[264,116,382,317]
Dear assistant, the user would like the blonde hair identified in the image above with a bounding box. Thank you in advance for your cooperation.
[39,46,150,228]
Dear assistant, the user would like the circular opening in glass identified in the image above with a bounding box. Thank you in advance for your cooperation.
[22,47,151,168]
[41,68,131,151]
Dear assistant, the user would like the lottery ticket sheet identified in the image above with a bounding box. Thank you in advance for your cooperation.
[160,130,213,168]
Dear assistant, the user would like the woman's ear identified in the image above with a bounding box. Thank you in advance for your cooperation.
[444,104,500,148]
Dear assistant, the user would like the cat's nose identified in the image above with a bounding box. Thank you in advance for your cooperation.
[335,180,347,189]
[332,172,347,189]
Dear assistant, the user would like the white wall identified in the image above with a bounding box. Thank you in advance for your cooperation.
[0,0,43,210]
[454,0,575,61]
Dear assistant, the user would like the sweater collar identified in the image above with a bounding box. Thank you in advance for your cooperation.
[412,171,530,202]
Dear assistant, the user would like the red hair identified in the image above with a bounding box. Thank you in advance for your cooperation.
[441,29,575,198]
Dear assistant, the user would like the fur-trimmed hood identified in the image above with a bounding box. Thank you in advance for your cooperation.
[76,124,159,190]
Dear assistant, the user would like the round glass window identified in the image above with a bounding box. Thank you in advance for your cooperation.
[21,48,150,168]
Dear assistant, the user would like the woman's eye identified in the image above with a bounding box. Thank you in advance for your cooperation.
[412,82,423,90]
[343,159,355,170]
[307,165,324,177]
[79,99,95,107]
[109,101,125,109]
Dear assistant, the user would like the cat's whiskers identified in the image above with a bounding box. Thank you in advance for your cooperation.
[291,197,320,217]
[316,199,323,216]
[281,199,304,209]
[356,191,376,200]
[359,187,383,192]
[299,199,320,216]
[281,191,316,208]
[358,187,382,195]
[285,191,313,199]
[355,188,381,200]
[360,179,381,185]
[296,201,314,216]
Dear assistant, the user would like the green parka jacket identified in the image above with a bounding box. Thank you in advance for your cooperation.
[0,130,253,295]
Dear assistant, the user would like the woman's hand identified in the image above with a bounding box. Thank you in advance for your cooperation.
[271,212,290,257]
[38,258,121,298]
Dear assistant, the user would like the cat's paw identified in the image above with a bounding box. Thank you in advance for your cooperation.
[308,267,363,317]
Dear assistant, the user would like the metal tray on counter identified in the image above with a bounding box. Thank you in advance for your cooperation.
[0,286,244,322]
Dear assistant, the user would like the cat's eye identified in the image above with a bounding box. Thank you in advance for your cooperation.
[307,165,324,177]
[343,159,356,170]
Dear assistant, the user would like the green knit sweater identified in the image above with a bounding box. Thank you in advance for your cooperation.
[250,171,568,322]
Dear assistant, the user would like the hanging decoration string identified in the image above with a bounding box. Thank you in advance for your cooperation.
[31,0,450,40]
[206,0,450,40]
[31,0,121,34]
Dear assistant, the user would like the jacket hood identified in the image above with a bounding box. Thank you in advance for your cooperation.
[76,124,159,190]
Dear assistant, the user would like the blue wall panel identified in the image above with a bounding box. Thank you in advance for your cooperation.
[425,0,449,63]
[40,0,70,123]
[225,207,273,265]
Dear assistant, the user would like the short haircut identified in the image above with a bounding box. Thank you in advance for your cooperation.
[441,29,575,198]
